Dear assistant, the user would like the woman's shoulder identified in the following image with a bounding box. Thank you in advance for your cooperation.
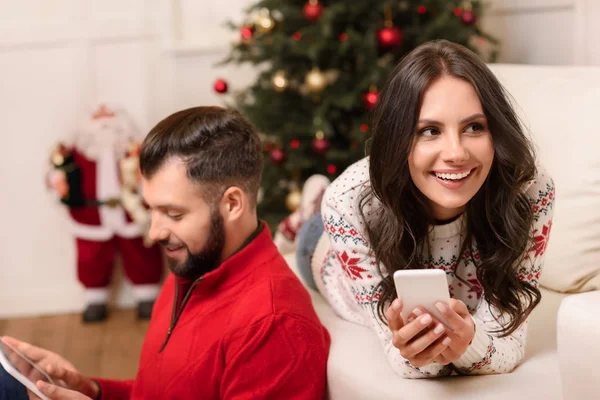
[523,164,556,204]
[323,157,371,201]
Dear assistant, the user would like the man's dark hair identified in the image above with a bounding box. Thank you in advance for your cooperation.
[140,106,263,207]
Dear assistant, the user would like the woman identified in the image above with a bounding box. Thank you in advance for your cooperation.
[296,39,555,378]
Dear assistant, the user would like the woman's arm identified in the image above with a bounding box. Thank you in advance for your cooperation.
[320,186,452,378]
[452,171,556,375]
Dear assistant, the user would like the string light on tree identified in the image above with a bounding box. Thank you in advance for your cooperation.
[360,123,369,133]
[417,5,427,14]
[213,78,228,94]
[339,32,348,41]
[377,5,402,48]
[290,139,300,149]
[312,130,330,155]
[292,32,302,41]
[364,86,379,110]
[255,8,275,33]
[305,67,327,93]
[303,0,323,22]
[272,70,289,92]
[327,164,337,175]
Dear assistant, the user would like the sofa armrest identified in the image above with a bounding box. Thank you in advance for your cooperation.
[557,290,600,400]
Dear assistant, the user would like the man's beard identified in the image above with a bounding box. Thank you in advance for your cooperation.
[162,210,226,281]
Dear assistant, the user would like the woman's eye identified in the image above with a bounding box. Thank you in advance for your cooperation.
[465,123,484,133]
[168,214,183,221]
[420,127,440,137]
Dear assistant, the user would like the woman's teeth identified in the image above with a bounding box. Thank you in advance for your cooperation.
[434,170,471,181]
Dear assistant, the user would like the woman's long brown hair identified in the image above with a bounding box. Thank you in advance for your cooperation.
[360,40,538,337]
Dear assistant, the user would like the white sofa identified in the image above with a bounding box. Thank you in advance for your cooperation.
[283,64,600,400]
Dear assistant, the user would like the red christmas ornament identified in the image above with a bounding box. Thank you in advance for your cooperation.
[270,148,285,165]
[303,1,323,21]
[327,164,337,175]
[292,32,302,41]
[312,138,330,155]
[240,25,253,40]
[417,5,427,15]
[339,32,348,41]
[462,10,477,25]
[350,140,358,149]
[377,26,402,48]
[453,7,463,17]
[291,139,300,149]
[213,79,228,94]
[364,89,379,110]
[360,123,369,133]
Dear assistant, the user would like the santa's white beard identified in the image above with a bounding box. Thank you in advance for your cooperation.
[75,127,129,161]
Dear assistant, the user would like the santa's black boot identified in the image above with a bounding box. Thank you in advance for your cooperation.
[82,303,108,323]
[137,300,155,320]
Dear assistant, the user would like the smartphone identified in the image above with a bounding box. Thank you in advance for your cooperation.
[0,338,52,400]
[393,269,452,328]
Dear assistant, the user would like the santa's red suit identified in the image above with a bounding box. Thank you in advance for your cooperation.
[49,105,163,321]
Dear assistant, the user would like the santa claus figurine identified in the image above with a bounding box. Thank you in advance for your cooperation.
[47,104,164,323]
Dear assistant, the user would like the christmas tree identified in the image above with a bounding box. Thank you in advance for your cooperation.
[216,0,499,226]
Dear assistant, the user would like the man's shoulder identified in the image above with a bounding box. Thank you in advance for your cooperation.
[231,258,322,326]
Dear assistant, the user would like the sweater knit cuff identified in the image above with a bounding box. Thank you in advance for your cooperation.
[453,318,492,370]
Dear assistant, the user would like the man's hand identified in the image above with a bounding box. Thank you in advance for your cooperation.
[36,382,93,400]
[385,298,451,368]
[1,337,99,399]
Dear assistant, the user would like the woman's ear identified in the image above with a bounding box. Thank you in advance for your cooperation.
[220,186,246,223]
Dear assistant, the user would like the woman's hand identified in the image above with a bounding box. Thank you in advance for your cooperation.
[430,299,476,365]
[385,298,452,368]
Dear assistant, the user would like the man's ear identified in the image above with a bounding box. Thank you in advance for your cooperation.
[219,186,245,223]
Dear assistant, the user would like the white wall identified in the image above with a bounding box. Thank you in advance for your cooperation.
[0,0,256,318]
[1,0,599,318]
[483,0,599,65]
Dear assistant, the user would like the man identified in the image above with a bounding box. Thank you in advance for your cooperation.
[3,106,330,399]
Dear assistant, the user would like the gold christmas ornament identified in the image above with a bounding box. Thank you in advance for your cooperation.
[305,67,327,93]
[255,8,275,33]
[285,188,302,212]
[272,71,289,92]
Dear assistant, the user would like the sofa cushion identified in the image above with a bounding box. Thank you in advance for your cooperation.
[557,290,600,400]
[487,64,600,293]
[284,253,567,400]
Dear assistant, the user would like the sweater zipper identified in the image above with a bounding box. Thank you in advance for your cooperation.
[159,277,203,352]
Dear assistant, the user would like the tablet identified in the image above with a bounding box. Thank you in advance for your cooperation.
[0,338,52,400]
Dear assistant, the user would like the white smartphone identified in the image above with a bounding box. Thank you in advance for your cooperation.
[393,269,452,328]
[0,338,52,400]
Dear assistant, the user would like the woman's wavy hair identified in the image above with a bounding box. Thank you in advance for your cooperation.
[360,40,538,337]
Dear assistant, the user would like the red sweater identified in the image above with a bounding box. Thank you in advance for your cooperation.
[95,223,330,399]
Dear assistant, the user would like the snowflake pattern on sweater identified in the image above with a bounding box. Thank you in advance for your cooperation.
[318,157,555,378]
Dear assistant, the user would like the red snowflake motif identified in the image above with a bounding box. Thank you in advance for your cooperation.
[549,191,554,200]
[541,198,548,206]
[338,227,346,235]
[530,221,552,257]
[533,205,540,213]
[336,250,368,280]
[467,279,483,299]
[349,228,358,236]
